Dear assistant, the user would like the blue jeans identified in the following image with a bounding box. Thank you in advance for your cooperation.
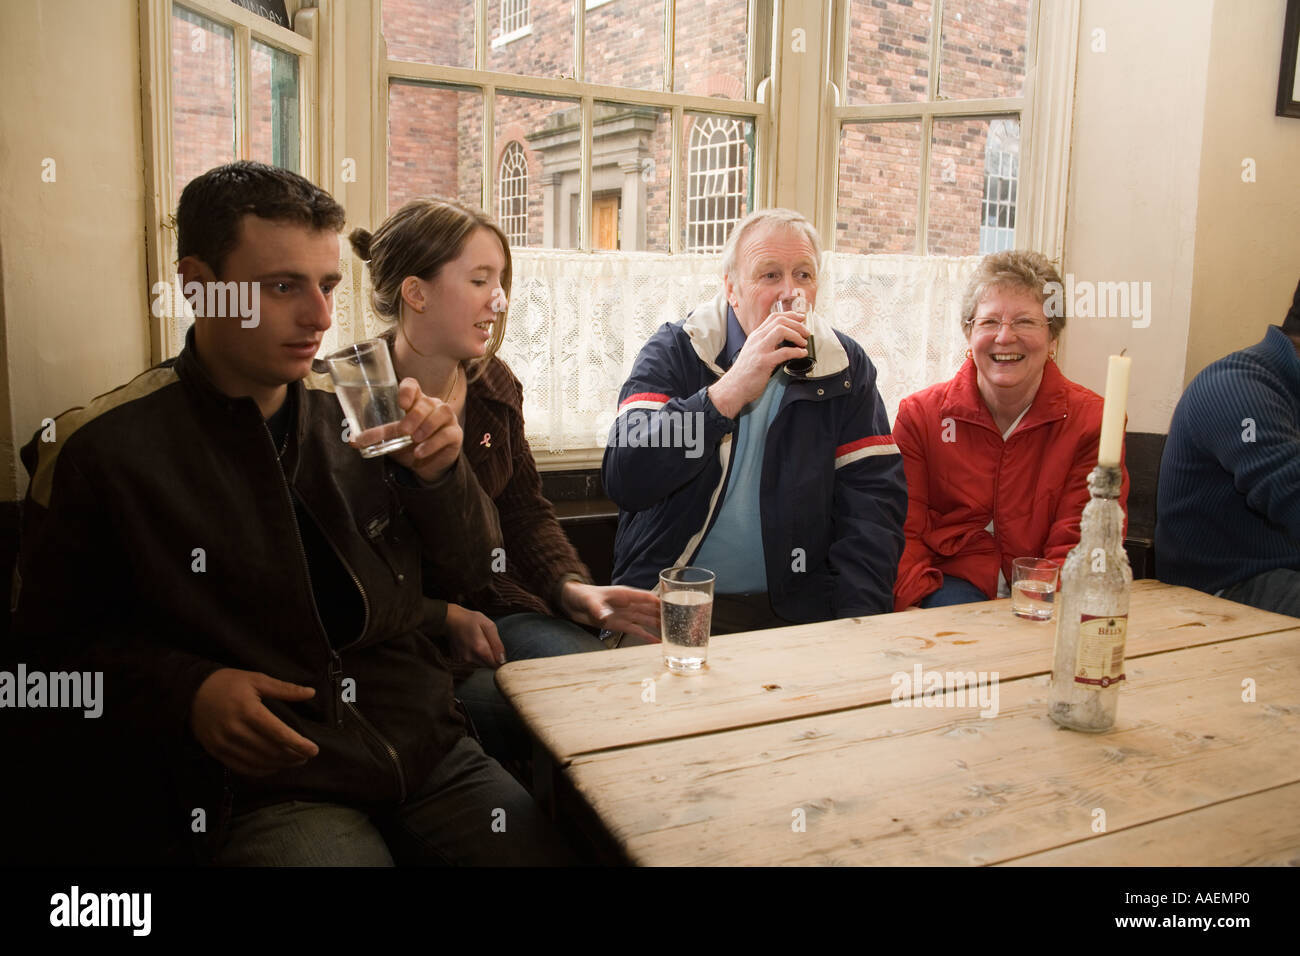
[214,736,573,866]
[1220,568,1300,618]
[456,613,606,765]
[920,575,989,609]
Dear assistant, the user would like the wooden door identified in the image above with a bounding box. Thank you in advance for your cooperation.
[593,195,620,250]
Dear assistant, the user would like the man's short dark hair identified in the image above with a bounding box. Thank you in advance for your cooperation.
[176,161,346,277]
[1284,278,1300,337]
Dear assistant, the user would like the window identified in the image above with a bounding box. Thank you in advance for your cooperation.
[383,0,763,253]
[144,0,315,360]
[980,119,1019,255]
[834,0,1033,255]
[686,115,748,253]
[499,141,529,247]
[501,0,529,38]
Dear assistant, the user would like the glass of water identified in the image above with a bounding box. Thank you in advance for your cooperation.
[1011,557,1060,621]
[659,566,715,674]
[324,338,414,459]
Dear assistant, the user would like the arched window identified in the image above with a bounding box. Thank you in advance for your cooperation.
[499,141,528,247]
[980,119,1020,254]
[686,116,746,253]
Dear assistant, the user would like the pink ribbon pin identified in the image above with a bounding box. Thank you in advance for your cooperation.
[480,432,492,448]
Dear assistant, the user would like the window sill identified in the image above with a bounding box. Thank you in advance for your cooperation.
[490,23,533,50]
[585,0,617,10]
[533,447,605,472]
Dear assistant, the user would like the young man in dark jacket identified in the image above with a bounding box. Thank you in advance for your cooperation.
[10,162,568,865]
[603,209,907,632]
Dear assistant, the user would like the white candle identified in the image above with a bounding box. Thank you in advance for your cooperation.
[1097,354,1131,466]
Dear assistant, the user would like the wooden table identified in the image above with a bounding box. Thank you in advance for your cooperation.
[496,580,1300,866]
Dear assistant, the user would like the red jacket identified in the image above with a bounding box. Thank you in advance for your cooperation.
[892,358,1129,610]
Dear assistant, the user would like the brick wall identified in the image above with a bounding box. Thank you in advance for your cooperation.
[171,9,237,199]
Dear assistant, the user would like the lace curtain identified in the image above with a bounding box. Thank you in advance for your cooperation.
[499,250,981,455]
[163,250,980,454]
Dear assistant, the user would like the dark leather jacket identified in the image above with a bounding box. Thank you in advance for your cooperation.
[13,327,502,822]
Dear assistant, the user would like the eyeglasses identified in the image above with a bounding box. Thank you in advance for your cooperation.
[968,317,1051,336]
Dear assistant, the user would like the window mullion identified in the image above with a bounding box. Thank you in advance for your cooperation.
[664,0,675,93]
[476,0,487,70]
[1015,0,1042,253]
[235,22,252,160]
[669,104,682,254]
[916,112,932,255]
[483,83,496,216]
[929,0,944,101]
[579,95,593,252]
[575,0,586,82]
[293,8,318,183]
[142,0,174,364]
[744,0,758,99]
[371,0,387,226]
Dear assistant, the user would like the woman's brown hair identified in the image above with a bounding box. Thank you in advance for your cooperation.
[349,198,512,382]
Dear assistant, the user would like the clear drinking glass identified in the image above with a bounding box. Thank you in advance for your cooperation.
[659,567,715,673]
[324,338,414,458]
[769,292,815,376]
[1011,557,1059,621]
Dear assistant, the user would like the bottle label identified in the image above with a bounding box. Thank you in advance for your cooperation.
[1072,613,1127,687]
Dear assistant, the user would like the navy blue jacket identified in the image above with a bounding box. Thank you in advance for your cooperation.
[602,291,907,622]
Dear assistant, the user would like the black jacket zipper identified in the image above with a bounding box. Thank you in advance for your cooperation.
[363,512,405,586]
[272,419,408,804]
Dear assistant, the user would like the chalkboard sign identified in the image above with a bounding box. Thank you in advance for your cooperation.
[230,0,290,29]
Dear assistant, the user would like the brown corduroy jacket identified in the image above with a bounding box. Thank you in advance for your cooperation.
[459,356,593,617]
[386,332,592,628]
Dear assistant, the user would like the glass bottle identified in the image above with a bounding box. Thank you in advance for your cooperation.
[1048,464,1132,732]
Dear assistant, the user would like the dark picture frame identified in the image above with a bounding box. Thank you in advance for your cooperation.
[1279,0,1300,117]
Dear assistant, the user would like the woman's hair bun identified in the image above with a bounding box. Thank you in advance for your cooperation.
[348,227,373,262]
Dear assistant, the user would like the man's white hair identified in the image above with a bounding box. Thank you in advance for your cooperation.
[720,208,824,279]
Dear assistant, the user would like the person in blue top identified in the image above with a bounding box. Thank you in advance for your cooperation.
[602,208,907,633]
[1156,278,1300,616]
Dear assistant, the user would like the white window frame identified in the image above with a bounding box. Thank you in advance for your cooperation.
[823,0,1079,263]
[498,140,530,246]
[140,0,318,362]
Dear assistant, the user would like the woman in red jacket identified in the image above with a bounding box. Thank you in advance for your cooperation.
[892,250,1129,610]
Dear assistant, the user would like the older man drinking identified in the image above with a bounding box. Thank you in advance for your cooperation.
[602,208,907,633]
